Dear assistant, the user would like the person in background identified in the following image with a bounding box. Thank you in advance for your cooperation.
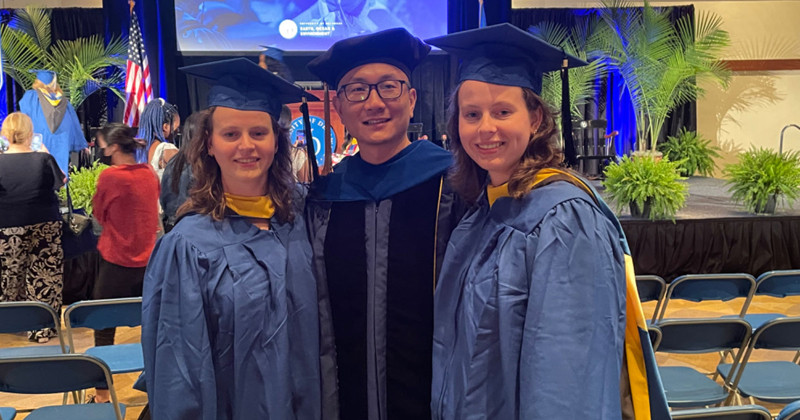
[0,112,64,343]
[426,24,670,420]
[142,58,320,419]
[292,139,311,182]
[160,112,201,232]
[18,69,87,175]
[137,98,181,180]
[90,123,160,404]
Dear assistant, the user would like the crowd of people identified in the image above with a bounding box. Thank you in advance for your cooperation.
[0,23,668,420]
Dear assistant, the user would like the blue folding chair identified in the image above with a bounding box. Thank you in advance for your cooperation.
[727,270,800,331]
[670,405,773,420]
[658,274,757,322]
[718,317,800,405]
[0,407,15,420]
[648,324,662,349]
[637,275,667,324]
[0,354,125,420]
[0,301,68,357]
[778,401,800,420]
[64,298,144,375]
[653,318,751,408]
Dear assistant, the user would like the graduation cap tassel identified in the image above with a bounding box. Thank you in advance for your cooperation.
[300,97,318,182]
[322,83,333,175]
[561,53,578,168]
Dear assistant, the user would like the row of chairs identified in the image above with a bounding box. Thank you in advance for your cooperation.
[671,402,800,420]
[650,317,800,409]
[638,270,800,414]
[0,298,144,420]
[637,270,800,329]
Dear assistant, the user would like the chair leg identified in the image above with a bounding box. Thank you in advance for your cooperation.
[711,352,729,380]
[62,392,68,405]
[793,350,800,364]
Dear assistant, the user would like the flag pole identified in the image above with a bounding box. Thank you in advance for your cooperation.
[129,0,134,15]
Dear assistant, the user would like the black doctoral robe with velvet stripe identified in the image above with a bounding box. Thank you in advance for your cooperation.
[306,140,464,420]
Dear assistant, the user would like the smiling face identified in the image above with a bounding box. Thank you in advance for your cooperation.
[208,107,276,196]
[457,80,543,186]
[332,63,417,159]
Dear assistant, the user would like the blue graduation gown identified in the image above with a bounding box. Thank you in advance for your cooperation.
[19,90,87,175]
[433,181,630,420]
[142,201,320,419]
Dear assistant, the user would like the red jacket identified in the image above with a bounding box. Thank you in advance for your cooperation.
[93,164,160,267]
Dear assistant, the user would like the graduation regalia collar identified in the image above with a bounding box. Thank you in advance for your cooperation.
[224,193,276,219]
[313,140,452,202]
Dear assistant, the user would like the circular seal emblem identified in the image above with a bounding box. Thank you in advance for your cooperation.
[290,116,337,168]
[279,19,298,40]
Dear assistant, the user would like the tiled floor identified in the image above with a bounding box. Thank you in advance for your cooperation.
[1,296,799,419]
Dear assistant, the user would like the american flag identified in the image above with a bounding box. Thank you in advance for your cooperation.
[123,9,152,127]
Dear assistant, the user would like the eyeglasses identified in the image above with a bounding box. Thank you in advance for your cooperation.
[338,80,409,102]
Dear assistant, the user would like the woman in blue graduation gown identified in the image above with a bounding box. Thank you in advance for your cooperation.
[426,25,670,420]
[141,58,320,420]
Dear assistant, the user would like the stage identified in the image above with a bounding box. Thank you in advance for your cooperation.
[590,177,800,281]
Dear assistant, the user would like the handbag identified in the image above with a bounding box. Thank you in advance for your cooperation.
[61,181,98,260]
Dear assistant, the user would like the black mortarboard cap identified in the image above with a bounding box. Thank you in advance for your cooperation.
[307,27,431,89]
[179,58,316,119]
[425,23,588,94]
[427,23,590,167]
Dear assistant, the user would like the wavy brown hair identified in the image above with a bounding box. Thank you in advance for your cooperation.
[177,107,296,223]
[447,84,565,205]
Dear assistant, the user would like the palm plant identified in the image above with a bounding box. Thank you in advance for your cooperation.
[1,6,127,107]
[597,0,731,152]
[529,17,607,119]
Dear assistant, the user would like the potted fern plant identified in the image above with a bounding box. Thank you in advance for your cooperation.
[724,147,800,214]
[58,161,108,216]
[659,128,721,177]
[603,155,688,220]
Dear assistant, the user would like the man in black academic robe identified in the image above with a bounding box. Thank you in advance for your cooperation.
[306,28,464,420]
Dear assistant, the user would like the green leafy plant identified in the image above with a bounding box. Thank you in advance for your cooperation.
[597,0,731,152]
[659,128,721,176]
[57,162,108,215]
[603,155,688,220]
[1,6,127,106]
[529,18,607,119]
[724,147,800,214]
